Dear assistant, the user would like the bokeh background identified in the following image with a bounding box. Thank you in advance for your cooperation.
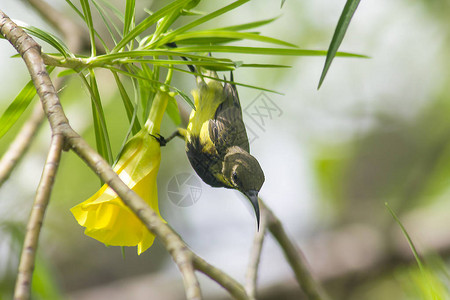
[1,0,450,299]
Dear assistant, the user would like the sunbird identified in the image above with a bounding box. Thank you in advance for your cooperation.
[165,66,265,228]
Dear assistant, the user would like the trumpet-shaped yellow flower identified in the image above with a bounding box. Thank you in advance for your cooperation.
[72,90,170,255]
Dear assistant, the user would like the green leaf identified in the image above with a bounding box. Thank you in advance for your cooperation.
[65,0,109,53]
[80,0,97,56]
[385,203,424,272]
[170,30,297,47]
[90,0,122,47]
[97,0,125,22]
[180,9,205,16]
[57,69,78,77]
[151,0,251,48]
[139,64,156,120]
[215,16,279,32]
[166,95,182,125]
[22,26,71,57]
[172,45,367,58]
[170,66,283,95]
[112,71,141,134]
[318,0,361,89]
[174,36,242,45]
[120,59,289,70]
[0,67,54,140]
[113,0,192,53]
[94,50,234,64]
[79,70,113,164]
[123,0,136,36]
[171,86,195,110]
[0,81,36,140]
[119,58,236,69]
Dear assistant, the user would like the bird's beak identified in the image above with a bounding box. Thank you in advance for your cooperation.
[245,190,260,230]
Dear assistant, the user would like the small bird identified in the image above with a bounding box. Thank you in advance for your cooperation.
[171,67,265,228]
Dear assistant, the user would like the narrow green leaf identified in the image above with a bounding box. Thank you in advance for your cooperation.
[22,26,71,57]
[166,95,182,125]
[65,0,109,51]
[124,0,136,36]
[172,45,368,58]
[139,64,155,120]
[152,0,251,48]
[94,50,233,64]
[180,9,205,16]
[171,86,195,110]
[170,66,283,95]
[173,36,241,45]
[57,69,78,77]
[0,81,36,139]
[97,0,125,22]
[215,16,279,32]
[281,0,286,8]
[79,71,113,164]
[385,203,424,272]
[120,58,236,68]
[0,67,54,140]
[90,0,122,47]
[113,0,192,53]
[241,63,290,68]
[80,0,97,56]
[170,30,297,47]
[112,71,141,134]
[119,59,289,71]
[318,0,361,89]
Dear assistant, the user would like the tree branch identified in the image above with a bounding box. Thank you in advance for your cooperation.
[13,133,64,300]
[245,204,268,299]
[261,200,329,300]
[193,254,249,300]
[0,10,204,300]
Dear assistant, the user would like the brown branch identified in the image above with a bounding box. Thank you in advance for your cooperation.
[193,254,249,300]
[0,10,205,300]
[261,200,329,300]
[13,134,64,299]
[245,204,268,299]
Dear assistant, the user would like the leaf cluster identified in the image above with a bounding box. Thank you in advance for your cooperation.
[0,0,364,163]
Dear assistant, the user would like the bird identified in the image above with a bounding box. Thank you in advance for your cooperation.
[167,66,265,228]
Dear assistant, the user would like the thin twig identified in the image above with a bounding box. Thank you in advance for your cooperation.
[0,11,203,300]
[0,104,44,187]
[261,200,329,300]
[13,134,64,300]
[245,205,268,299]
[193,254,249,300]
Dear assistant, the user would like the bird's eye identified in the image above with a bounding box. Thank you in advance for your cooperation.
[232,171,238,182]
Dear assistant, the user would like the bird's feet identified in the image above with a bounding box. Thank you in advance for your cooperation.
[149,134,167,146]
[150,128,187,146]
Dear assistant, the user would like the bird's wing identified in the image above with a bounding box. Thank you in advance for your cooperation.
[209,74,250,153]
[209,105,250,153]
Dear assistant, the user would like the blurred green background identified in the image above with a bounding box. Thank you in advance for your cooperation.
[1,0,450,299]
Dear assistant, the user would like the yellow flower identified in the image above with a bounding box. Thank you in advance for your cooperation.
[71,90,170,255]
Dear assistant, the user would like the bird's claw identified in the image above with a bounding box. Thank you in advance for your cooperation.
[150,134,167,146]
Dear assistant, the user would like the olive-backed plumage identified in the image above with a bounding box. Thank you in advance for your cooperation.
[183,70,265,227]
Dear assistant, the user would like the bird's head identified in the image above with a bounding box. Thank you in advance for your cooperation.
[223,147,265,228]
